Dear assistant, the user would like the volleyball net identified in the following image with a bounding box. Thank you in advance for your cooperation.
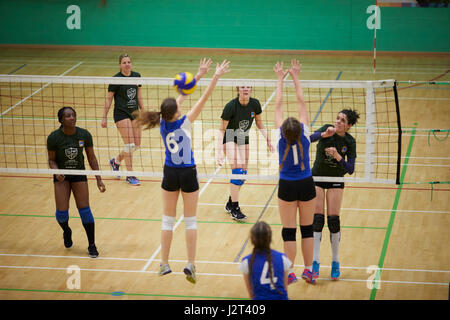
[0,75,401,184]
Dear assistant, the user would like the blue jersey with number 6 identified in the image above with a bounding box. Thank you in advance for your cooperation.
[239,249,290,300]
[160,115,195,167]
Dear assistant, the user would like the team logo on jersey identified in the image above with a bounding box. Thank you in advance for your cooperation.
[341,146,347,153]
[251,112,255,118]
[65,147,78,160]
[127,88,136,100]
[239,120,249,131]
[79,140,84,147]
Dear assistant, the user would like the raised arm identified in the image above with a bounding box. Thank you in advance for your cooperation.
[186,60,230,123]
[273,62,288,129]
[289,59,309,126]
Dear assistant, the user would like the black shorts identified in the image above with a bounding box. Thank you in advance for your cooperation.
[114,107,138,123]
[161,165,199,193]
[223,133,249,145]
[278,176,316,202]
[53,174,88,183]
[315,181,345,189]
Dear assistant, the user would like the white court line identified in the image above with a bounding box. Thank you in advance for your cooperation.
[1,60,447,75]
[1,253,450,274]
[0,62,83,117]
[0,265,447,286]
[198,203,450,215]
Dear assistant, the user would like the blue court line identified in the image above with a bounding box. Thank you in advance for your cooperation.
[311,71,342,126]
[8,64,26,74]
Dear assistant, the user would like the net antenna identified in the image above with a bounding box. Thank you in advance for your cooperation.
[0,75,401,184]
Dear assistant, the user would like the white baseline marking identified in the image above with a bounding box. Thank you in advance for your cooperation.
[0,264,447,286]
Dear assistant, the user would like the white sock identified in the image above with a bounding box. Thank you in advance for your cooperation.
[313,231,322,263]
[305,265,312,271]
[330,231,341,262]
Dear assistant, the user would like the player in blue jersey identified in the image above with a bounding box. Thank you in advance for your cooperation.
[273,60,317,285]
[136,58,230,284]
[239,221,291,300]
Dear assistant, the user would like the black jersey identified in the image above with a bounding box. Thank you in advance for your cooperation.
[221,97,262,144]
[108,71,141,112]
[47,126,93,170]
[312,124,356,177]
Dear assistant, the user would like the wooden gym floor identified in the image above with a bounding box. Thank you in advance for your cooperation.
[0,45,448,300]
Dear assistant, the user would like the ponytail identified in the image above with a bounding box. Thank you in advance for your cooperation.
[134,110,161,130]
[279,117,305,172]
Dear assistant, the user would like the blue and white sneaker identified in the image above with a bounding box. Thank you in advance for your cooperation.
[183,263,197,284]
[126,176,140,186]
[312,261,320,279]
[159,263,172,276]
[331,261,340,280]
[109,158,120,179]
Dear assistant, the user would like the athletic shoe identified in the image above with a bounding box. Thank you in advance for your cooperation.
[312,261,320,279]
[225,196,232,213]
[126,176,140,186]
[159,263,172,276]
[88,244,99,258]
[301,269,317,285]
[183,263,197,284]
[288,272,298,285]
[331,261,340,280]
[231,205,247,221]
[63,229,73,249]
[109,158,120,178]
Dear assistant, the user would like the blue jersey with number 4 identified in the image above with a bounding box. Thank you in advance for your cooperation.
[160,115,195,167]
[277,124,312,180]
[239,250,290,300]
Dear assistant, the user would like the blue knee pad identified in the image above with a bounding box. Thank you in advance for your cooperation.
[56,210,69,223]
[230,168,246,186]
[78,207,94,224]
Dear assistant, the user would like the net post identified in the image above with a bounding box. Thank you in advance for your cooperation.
[393,81,402,185]
[365,83,376,182]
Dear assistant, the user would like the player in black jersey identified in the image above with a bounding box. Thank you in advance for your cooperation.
[102,53,144,185]
[47,106,105,258]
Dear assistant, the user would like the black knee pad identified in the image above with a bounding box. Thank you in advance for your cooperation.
[313,213,325,232]
[327,215,340,233]
[300,224,313,239]
[281,228,296,241]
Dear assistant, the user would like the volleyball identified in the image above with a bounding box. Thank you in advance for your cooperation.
[173,72,197,95]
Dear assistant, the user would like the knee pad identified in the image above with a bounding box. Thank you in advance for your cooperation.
[230,168,246,186]
[56,209,69,223]
[78,207,94,224]
[184,216,197,230]
[313,213,325,232]
[327,215,340,233]
[123,143,135,154]
[161,215,175,231]
[282,228,296,242]
[132,144,140,153]
[300,224,314,239]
